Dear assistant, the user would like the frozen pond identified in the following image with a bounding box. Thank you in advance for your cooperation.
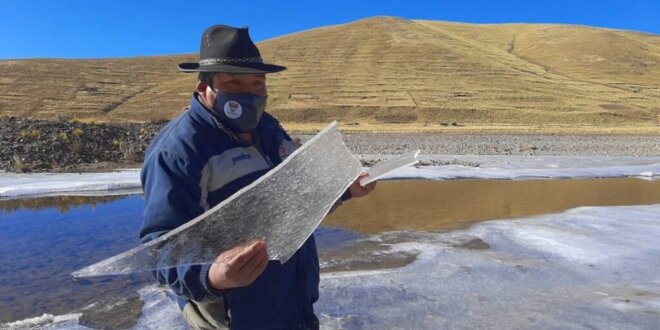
[317,204,660,329]
[0,155,659,329]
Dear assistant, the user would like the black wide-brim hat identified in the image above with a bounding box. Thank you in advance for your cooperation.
[178,25,286,74]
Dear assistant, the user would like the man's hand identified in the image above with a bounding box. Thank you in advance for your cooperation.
[208,240,269,290]
[349,172,376,198]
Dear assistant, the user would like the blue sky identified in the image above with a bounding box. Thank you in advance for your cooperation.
[1,0,658,59]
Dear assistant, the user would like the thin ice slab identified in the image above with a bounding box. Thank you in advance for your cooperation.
[360,150,420,186]
[73,121,362,277]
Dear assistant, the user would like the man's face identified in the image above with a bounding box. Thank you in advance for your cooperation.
[200,73,267,109]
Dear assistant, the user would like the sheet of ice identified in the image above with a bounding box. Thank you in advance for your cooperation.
[0,170,141,199]
[72,121,363,277]
[360,150,419,186]
[376,154,660,180]
[315,204,660,329]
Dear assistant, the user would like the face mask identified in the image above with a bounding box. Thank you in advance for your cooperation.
[210,90,267,133]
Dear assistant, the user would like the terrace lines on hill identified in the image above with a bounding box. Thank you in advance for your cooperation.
[0,17,658,128]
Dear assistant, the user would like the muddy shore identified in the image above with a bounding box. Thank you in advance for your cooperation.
[2,117,658,173]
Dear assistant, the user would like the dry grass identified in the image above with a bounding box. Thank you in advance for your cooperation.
[0,17,658,134]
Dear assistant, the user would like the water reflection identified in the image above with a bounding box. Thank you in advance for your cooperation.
[324,178,660,234]
[0,193,360,326]
[0,195,129,214]
[0,194,153,325]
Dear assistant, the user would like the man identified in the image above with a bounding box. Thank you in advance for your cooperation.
[140,25,375,330]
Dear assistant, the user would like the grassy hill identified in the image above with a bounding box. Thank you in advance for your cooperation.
[1,17,658,133]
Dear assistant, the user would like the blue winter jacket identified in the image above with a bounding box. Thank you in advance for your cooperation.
[140,93,321,329]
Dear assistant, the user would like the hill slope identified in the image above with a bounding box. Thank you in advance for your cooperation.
[1,17,658,131]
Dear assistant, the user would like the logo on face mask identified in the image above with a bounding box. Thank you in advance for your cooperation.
[223,101,243,119]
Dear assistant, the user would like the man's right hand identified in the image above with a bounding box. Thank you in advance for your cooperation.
[207,240,269,290]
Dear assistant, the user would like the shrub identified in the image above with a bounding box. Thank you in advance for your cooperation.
[72,128,83,138]
[119,140,137,162]
[12,156,25,172]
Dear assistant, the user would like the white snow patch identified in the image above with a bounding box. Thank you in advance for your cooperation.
[0,170,141,199]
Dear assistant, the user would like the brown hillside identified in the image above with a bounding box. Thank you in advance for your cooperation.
[1,17,658,132]
[0,55,196,123]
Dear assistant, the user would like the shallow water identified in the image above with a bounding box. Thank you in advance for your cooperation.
[0,177,659,328]
[0,194,362,327]
[0,195,152,325]
[325,178,660,233]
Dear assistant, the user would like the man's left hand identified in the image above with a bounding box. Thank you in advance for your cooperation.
[348,172,376,198]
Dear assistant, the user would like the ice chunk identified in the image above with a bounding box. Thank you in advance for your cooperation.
[360,150,419,186]
[72,121,362,277]
[0,313,86,330]
[133,285,187,329]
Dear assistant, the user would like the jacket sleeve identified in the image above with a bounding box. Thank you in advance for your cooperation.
[139,149,222,303]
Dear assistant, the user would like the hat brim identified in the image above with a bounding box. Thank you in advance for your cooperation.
[178,62,286,74]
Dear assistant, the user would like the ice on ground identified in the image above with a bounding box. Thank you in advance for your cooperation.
[0,285,187,330]
[132,285,187,330]
[2,155,658,199]
[315,204,660,329]
[0,313,87,330]
[73,121,363,276]
[0,170,141,199]
[375,154,660,181]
